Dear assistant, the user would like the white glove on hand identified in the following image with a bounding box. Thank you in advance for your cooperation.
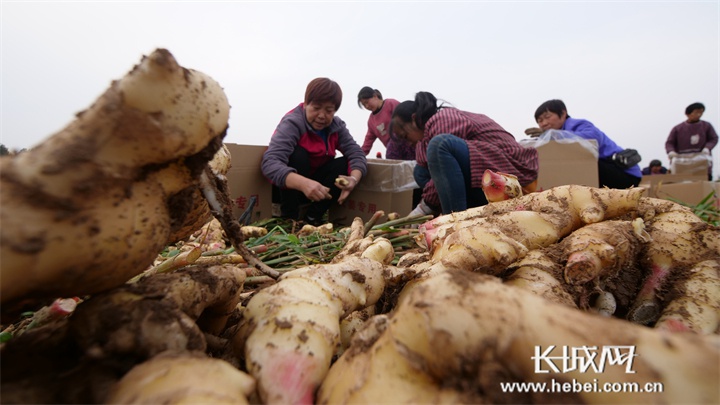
[408,199,433,218]
[667,151,678,160]
[702,148,711,155]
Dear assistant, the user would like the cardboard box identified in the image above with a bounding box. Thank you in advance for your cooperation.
[355,158,418,192]
[329,189,413,225]
[330,158,417,225]
[670,152,711,176]
[639,173,708,198]
[523,139,599,190]
[653,181,720,208]
[224,144,272,223]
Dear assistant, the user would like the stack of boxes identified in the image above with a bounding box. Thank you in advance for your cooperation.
[641,158,717,208]
[223,142,718,224]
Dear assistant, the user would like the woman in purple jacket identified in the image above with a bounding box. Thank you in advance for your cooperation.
[261,78,367,225]
[665,102,717,180]
[533,99,642,189]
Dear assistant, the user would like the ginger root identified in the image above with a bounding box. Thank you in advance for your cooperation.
[0,263,246,404]
[319,270,720,404]
[481,169,523,202]
[0,49,230,312]
[70,264,246,359]
[628,198,720,325]
[233,233,394,404]
[655,259,720,333]
[421,185,646,250]
[105,351,256,405]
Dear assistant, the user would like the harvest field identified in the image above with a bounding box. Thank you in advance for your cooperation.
[1,49,718,404]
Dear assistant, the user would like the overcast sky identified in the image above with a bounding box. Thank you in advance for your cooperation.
[2,1,718,177]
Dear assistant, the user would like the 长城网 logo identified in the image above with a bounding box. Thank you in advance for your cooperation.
[532,345,637,374]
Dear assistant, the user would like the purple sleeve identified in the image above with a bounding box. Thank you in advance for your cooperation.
[665,125,678,153]
[706,122,718,150]
[261,112,302,187]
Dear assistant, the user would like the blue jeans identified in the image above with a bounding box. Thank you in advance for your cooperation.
[415,134,487,214]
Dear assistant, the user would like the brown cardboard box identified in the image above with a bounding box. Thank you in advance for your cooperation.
[670,152,711,176]
[523,139,599,190]
[330,159,417,225]
[653,181,720,208]
[224,144,272,223]
[355,158,418,192]
[639,173,708,198]
[329,189,413,226]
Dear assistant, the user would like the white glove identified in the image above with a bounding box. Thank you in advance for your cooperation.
[667,151,678,160]
[408,199,433,217]
[702,148,711,155]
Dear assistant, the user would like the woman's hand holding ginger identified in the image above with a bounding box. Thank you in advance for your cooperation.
[304,179,332,202]
[285,173,332,202]
[335,173,360,205]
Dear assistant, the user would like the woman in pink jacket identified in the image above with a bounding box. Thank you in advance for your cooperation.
[357,86,415,160]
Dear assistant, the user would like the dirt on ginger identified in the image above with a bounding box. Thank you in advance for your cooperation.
[0,264,246,404]
[105,351,256,405]
[319,269,720,405]
[232,234,395,405]
[0,48,230,316]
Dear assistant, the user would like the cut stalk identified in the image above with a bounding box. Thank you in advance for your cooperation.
[627,259,671,325]
[130,247,202,283]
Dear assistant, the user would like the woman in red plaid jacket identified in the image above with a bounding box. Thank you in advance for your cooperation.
[392,91,538,216]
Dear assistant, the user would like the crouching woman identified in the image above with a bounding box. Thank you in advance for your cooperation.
[261,78,367,225]
[392,91,539,216]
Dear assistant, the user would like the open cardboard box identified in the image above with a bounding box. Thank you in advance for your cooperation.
[653,181,719,209]
[224,144,273,224]
[355,158,418,192]
[670,153,710,176]
[522,138,599,190]
[639,173,708,198]
[330,158,417,225]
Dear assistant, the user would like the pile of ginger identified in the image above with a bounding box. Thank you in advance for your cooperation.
[1,49,718,405]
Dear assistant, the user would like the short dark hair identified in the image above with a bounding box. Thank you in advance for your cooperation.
[685,102,705,115]
[357,87,383,108]
[534,99,568,121]
[305,78,342,110]
[650,159,662,167]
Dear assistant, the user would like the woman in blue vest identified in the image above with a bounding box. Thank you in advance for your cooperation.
[530,99,641,189]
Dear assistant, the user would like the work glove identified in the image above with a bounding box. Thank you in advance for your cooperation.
[408,199,433,218]
[524,127,544,137]
[667,151,678,160]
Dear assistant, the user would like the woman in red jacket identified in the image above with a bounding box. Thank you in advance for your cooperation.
[261,78,367,225]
